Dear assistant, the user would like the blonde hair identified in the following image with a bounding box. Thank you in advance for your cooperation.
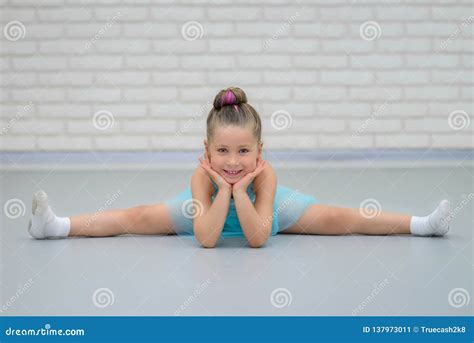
[206,86,262,145]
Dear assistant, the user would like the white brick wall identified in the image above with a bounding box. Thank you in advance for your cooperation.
[0,0,472,151]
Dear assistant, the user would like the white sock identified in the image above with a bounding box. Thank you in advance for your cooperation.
[28,190,70,239]
[410,200,452,236]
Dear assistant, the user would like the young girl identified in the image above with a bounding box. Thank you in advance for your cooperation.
[28,87,452,248]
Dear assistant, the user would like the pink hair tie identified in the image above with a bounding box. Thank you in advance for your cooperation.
[222,90,236,106]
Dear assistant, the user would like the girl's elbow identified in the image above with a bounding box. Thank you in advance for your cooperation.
[248,237,268,248]
[198,237,218,248]
[249,241,266,248]
[248,230,271,248]
[194,227,218,248]
[249,242,264,248]
[201,242,217,248]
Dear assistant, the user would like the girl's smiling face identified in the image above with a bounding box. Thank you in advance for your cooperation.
[205,125,262,184]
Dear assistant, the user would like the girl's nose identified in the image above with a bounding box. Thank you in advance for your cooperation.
[228,156,238,164]
[227,162,240,168]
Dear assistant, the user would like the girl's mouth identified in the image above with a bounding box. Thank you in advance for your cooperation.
[223,170,242,177]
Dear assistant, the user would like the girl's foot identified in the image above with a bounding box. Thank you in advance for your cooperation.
[410,200,452,236]
[28,190,70,239]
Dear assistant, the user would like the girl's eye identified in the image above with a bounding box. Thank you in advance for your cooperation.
[217,148,248,153]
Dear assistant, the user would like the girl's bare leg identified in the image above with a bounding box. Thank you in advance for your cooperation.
[69,204,175,237]
[280,204,411,235]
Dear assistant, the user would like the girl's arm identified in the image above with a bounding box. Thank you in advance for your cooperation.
[191,166,231,248]
[233,162,277,248]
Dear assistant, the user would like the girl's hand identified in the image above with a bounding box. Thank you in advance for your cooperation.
[232,159,266,195]
[198,151,232,193]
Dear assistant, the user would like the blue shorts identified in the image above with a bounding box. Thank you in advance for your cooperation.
[164,185,319,237]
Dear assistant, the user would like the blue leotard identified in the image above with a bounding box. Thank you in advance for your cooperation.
[164,179,319,238]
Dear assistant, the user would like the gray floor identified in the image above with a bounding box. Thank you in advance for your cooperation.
[1,162,473,316]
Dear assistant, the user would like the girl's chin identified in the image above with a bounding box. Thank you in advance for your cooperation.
[223,176,240,184]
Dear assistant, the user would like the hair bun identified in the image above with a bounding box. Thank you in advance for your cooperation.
[213,87,247,110]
